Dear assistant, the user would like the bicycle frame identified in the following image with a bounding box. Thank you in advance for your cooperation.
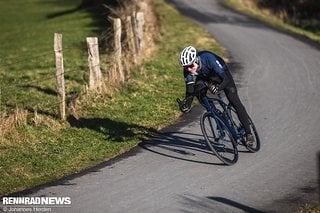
[201,94,245,141]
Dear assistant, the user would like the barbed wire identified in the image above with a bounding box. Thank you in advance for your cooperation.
[1,69,86,93]
[0,25,137,70]
[0,12,146,119]
[0,47,85,70]
[0,31,140,91]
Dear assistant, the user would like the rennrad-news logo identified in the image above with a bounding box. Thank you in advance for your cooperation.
[2,197,71,205]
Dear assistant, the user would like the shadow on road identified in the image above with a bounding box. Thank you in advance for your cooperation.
[140,131,224,165]
[180,195,266,213]
[208,197,266,213]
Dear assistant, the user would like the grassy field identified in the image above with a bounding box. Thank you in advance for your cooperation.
[0,0,109,115]
[0,0,221,195]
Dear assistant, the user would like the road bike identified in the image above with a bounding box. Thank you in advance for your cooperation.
[199,93,260,165]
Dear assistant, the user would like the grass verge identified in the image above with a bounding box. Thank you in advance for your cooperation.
[223,0,320,44]
[0,0,222,195]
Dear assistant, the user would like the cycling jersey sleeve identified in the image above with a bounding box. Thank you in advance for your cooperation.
[183,70,195,107]
[217,71,230,91]
[207,55,230,91]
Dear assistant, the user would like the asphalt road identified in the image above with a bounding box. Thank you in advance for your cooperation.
[2,1,320,212]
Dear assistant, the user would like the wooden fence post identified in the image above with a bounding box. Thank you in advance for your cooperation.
[86,37,102,90]
[113,18,125,83]
[54,33,66,121]
[125,16,137,64]
[136,11,145,51]
[132,12,139,54]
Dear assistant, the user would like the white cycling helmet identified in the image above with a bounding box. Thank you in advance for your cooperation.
[179,46,197,66]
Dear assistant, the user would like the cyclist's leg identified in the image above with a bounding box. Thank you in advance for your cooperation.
[224,86,251,135]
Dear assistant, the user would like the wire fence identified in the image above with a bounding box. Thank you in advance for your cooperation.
[0,4,155,127]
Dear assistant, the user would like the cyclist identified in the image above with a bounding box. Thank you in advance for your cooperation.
[177,46,254,145]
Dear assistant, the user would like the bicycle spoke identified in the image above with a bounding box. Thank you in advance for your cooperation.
[200,112,238,165]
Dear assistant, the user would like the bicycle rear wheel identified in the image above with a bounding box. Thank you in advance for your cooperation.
[200,112,238,165]
[246,117,261,152]
[229,106,260,153]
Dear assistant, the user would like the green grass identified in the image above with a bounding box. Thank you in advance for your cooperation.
[296,204,320,213]
[0,0,106,115]
[223,0,320,43]
[0,0,221,195]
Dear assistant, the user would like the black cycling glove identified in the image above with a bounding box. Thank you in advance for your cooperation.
[205,82,219,94]
[176,98,191,113]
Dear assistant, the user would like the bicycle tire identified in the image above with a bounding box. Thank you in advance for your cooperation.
[229,106,261,153]
[246,117,261,152]
[200,112,238,165]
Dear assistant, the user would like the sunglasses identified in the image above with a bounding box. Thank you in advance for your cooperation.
[183,64,195,69]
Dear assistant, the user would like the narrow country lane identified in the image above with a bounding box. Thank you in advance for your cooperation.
[1,1,319,212]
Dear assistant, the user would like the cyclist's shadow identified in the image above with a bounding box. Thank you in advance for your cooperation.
[139,131,224,165]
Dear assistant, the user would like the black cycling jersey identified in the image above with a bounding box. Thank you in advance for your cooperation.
[184,51,235,94]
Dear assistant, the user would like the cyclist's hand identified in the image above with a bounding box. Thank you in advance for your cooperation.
[176,98,191,113]
[207,83,219,94]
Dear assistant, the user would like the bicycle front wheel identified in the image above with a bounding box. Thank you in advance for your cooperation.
[200,112,238,165]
